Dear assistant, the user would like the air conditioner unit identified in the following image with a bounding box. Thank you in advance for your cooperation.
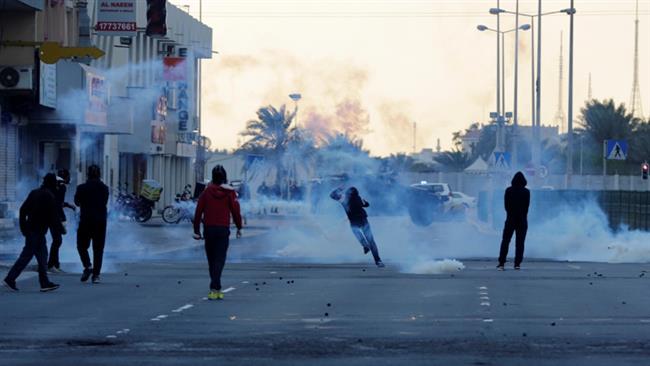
[0,66,34,91]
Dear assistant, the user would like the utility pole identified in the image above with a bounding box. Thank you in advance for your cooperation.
[412,122,417,154]
[533,0,542,169]
[567,1,575,186]
[512,0,519,170]
[554,32,566,133]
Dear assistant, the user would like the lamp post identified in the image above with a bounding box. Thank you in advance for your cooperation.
[490,5,576,177]
[289,93,302,128]
[477,23,530,166]
[566,2,576,187]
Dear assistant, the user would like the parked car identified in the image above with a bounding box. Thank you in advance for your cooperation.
[409,182,453,202]
[450,192,477,208]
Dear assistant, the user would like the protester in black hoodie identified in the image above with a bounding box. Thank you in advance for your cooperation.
[74,165,109,284]
[3,174,63,292]
[330,186,384,267]
[497,171,530,270]
[48,169,76,272]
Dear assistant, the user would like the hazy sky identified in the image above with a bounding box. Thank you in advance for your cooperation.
[170,0,650,156]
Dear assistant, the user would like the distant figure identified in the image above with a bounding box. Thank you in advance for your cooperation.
[497,171,530,271]
[3,174,63,292]
[47,169,76,273]
[193,165,243,300]
[330,186,384,268]
[75,165,109,284]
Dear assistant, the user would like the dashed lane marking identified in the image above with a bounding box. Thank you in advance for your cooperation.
[172,304,194,313]
[222,287,236,293]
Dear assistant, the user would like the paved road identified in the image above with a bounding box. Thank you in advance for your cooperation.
[2,259,649,365]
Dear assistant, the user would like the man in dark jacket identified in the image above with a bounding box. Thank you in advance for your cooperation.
[3,174,63,292]
[193,165,243,300]
[48,169,76,272]
[497,171,530,270]
[74,165,109,284]
[330,186,384,267]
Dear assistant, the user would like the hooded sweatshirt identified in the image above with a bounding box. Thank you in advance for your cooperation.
[504,172,530,221]
[330,187,369,226]
[194,183,243,234]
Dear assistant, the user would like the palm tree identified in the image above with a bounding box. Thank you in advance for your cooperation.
[240,105,314,193]
[579,99,637,145]
[240,104,297,157]
[434,149,472,172]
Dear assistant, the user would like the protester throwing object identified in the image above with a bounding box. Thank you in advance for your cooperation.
[193,165,243,301]
[330,186,385,268]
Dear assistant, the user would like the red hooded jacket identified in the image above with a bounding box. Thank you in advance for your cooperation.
[194,183,243,234]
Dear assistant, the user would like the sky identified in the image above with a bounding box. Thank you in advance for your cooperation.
[170,0,650,157]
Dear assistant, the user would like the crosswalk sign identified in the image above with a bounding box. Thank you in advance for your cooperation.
[605,140,628,160]
[493,152,511,170]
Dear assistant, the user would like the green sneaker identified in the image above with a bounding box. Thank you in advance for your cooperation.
[208,290,224,300]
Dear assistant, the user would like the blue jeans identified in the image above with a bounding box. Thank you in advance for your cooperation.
[350,222,381,263]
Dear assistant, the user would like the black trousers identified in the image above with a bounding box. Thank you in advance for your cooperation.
[77,220,107,277]
[5,232,50,287]
[204,226,230,291]
[498,219,528,266]
[48,225,63,269]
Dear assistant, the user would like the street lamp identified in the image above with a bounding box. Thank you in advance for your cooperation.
[491,3,576,180]
[289,93,302,128]
[477,23,530,166]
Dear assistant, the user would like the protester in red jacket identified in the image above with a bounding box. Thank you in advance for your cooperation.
[193,165,242,300]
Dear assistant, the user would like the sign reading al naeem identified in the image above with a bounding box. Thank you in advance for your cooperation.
[95,1,137,37]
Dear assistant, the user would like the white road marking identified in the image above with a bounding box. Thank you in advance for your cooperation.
[151,314,168,321]
[479,291,489,296]
[172,304,194,313]
[483,319,494,323]
[242,281,249,284]
[480,296,490,300]
[479,286,488,290]
[222,287,236,293]
[640,319,650,323]
[106,335,117,338]
[480,302,491,306]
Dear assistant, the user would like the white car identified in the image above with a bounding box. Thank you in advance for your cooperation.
[450,192,477,209]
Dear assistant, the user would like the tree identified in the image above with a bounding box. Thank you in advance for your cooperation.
[434,149,472,172]
[239,104,297,157]
[579,99,637,146]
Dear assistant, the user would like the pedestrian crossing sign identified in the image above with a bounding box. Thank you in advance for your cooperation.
[605,140,628,160]
[493,152,511,170]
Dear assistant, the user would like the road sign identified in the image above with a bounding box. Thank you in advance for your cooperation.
[605,140,628,160]
[493,152,511,170]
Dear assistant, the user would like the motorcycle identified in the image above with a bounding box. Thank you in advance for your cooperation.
[162,184,196,224]
[112,182,162,223]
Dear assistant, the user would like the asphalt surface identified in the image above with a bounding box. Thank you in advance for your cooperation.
[2,214,650,365]
[2,258,650,365]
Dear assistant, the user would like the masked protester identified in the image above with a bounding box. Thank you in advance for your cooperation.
[193,165,243,301]
[3,174,63,292]
[497,171,530,271]
[330,186,385,268]
[47,169,76,273]
[74,165,109,284]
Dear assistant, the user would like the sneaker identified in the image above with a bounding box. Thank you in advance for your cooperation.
[40,282,60,292]
[48,267,63,274]
[514,266,521,270]
[208,289,223,300]
[497,265,505,271]
[3,278,18,292]
[81,268,92,282]
[375,261,385,268]
[92,276,101,284]
[363,247,370,255]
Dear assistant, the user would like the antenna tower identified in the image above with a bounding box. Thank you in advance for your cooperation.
[554,32,566,132]
[630,0,645,119]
